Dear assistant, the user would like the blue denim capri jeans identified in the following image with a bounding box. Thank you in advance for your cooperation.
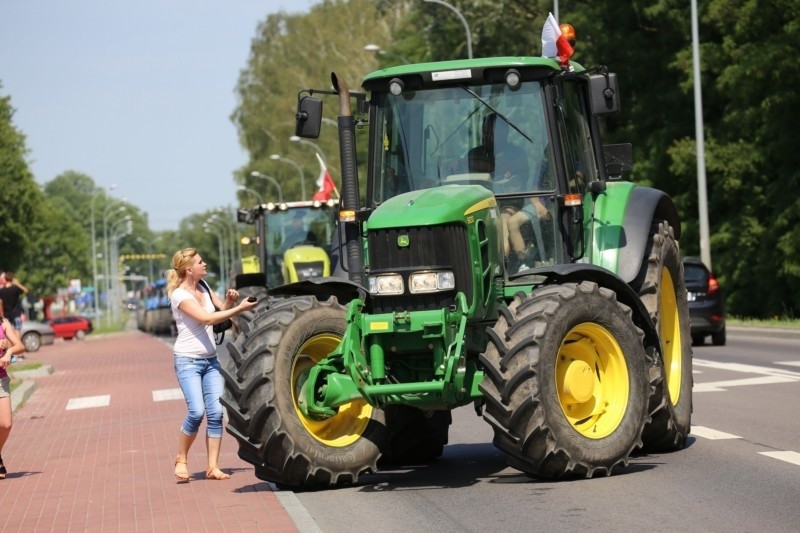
[174,355,224,439]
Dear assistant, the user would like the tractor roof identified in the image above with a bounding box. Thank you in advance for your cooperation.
[362,56,581,90]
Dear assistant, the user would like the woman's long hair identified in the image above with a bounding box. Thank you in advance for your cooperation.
[166,248,198,297]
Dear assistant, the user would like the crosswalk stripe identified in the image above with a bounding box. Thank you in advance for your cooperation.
[690,425,741,440]
[759,451,800,466]
[776,361,800,368]
[152,388,184,402]
[66,395,111,410]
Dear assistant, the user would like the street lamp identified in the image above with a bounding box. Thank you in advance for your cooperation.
[250,171,284,203]
[289,135,330,172]
[270,154,307,200]
[289,136,335,185]
[103,202,127,319]
[238,185,265,205]
[423,0,473,59]
[109,215,132,326]
[204,221,227,290]
[215,208,242,266]
[363,44,411,64]
[90,184,117,317]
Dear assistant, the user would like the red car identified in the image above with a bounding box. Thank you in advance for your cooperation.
[48,316,94,340]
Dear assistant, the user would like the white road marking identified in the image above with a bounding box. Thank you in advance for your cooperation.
[66,395,111,410]
[152,388,183,402]
[690,426,741,440]
[693,358,800,392]
[776,361,800,368]
[759,451,800,467]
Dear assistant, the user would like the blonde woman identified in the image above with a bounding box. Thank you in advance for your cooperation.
[0,301,26,479]
[166,248,258,482]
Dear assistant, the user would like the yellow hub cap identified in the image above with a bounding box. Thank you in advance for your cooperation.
[659,267,682,404]
[556,323,630,439]
[291,334,373,447]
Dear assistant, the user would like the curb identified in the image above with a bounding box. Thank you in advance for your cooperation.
[8,364,54,413]
[9,364,55,380]
[11,380,37,413]
[727,325,800,340]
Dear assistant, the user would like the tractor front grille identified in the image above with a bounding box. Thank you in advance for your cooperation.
[367,224,472,313]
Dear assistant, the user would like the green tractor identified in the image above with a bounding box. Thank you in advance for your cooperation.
[222,52,692,490]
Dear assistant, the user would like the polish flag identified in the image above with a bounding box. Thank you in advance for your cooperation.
[541,12,573,67]
[312,152,337,201]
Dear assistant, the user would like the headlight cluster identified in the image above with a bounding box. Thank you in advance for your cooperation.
[368,271,455,295]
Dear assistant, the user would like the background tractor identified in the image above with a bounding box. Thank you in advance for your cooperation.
[221,43,692,490]
[232,199,339,305]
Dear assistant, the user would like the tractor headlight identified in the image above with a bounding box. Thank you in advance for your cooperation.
[409,271,455,294]
[368,274,404,295]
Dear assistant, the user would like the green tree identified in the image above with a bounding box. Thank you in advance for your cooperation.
[232,0,394,203]
[668,0,800,317]
[0,88,41,271]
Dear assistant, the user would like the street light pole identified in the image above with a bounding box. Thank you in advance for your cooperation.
[250,171,284,202]
[238,185,265,205]
[270,154,307,200]
[691,0,711,269]
[90,185,116,317]
[423,0,473,59]
[204,222,227,290]
[216,207,242,266]
[103,202,126,321]
[109,216,132,326]
[290,135,328,166]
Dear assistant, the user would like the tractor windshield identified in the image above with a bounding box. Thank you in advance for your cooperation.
[370,81,555,204]
[264,206,335,256]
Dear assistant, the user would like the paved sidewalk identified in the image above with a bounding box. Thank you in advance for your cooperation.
[0,331,299,532]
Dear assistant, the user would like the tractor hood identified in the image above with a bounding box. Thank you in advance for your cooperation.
[366,185,496,230]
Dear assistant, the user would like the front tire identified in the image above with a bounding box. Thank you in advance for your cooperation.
[221,296,385,490]
[711,326,726,346]
[22,332,41,352]
[479,281,650,478]
[632,221,693,452]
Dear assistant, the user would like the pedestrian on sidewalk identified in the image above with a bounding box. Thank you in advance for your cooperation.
[0,302,26,479]
[0,272,29,331]
[166,247,258,483]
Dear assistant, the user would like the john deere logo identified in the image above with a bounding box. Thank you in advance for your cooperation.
[397,235,410,247]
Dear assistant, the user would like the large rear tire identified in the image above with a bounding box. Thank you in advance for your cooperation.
[221,296,385,490]
[632,222,693,452]
[479,281,650,478]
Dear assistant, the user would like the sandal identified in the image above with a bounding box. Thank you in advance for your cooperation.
[174,457,189,483]
[0,456,6,480]
[205,467,230,480]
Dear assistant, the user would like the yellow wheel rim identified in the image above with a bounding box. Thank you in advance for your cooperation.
[291,333,373,447]
[556,323,630,439]
[659,267,682,404]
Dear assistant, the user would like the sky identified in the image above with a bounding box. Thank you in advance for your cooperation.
[0,0,318,231]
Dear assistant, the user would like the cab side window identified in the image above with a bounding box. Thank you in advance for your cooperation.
[556,81,598,195]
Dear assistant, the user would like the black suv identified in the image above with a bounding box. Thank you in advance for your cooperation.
[682,257,726,346]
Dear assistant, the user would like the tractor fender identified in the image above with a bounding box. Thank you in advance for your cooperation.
[268,277,368,305]
[617,187,681,284]
[514,263,660,352]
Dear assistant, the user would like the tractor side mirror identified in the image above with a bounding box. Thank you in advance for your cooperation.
[589,73,620,116]
[295,95,323,139]
[237,208,253,224]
